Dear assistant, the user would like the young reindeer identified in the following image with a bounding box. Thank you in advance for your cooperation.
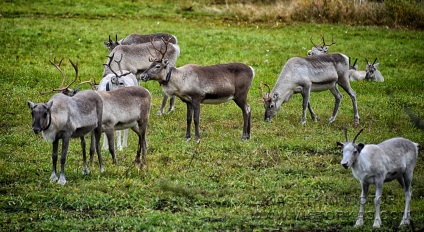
[140,40,255,142]
[365,58,384,82]
[307,34,336,56]
[103,38,180,115]
[337,129,418,228]
[103,33,178,52]
[262,53,359,124]
[98,53,139,151]
[28,59,104,185]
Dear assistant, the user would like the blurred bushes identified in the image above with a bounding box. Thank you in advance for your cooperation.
[196,0,424,29]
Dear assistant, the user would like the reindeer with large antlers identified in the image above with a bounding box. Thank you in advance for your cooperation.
[307,34,336,56]
[102,37,180,115]
[28,59,104,185]
[141,39,254,142]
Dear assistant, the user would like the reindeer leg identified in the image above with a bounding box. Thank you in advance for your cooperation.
[185,103,194,141]
[373,180,383,228]
[329,86,342,123]
[338,80,359,123]
[300,88,311,124]
[400,173,413,226]
[307,102,318,122]
[122,129,128,149]
[193,101,201,143]
[168,96,175,113]
[104,128,117,165]
[116,130,122,151]
[94,127,104,172]
[102,133,109,150]
[81,136,90,175]
[157,94,168,115]
[134,122,147,169]
[58,134,71,185]
[89,133,96,164]
[234,99,251,140]
[50,139,59,182]
[355,182,369,227]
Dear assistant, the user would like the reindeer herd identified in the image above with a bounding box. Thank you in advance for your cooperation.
[27,33,418,229]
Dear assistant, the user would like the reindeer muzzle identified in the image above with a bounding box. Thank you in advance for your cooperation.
[342,163,349,169]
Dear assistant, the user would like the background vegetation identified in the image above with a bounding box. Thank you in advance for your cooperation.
[1,0,423,231]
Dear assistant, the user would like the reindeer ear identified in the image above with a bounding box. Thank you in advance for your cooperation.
[374,63,379,68]
[356,143,365,154]
[46,101,53,110]
[103,41,109,46]
[163,59,169,67]
[336,142,344,148]
[28,101,36,110]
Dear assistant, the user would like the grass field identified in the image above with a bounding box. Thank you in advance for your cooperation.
[1,0,424,231]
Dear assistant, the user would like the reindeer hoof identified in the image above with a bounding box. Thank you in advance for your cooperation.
[156,110,163,116]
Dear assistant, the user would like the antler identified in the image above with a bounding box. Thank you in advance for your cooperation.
[79,78,98,90]
[259,82,271,101]
[321,34,336,47]
[148,36,171,61]
[310,36,322,48]
[352,128,364,144]
[41,58,79,95]
[103,53,131,78]
[372,58,378,65]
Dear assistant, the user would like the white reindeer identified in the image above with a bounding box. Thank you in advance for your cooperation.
[365,58,384,82]
[27,59,104,185]
[261,53,359,124]
[337,129,418,228]
[140,41,254,142]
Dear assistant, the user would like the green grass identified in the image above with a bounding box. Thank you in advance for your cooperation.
[1,0,424,231]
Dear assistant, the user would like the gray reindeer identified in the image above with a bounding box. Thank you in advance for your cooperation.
[28,59,104,185]
[103,38,180,115]
[365,58,384,82]
[262,53,359,124]
[104,33,178,51]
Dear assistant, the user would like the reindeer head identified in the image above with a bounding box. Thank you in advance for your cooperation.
[102,53,132,90]
[365,58,379,81]
[41,58,79,96]
[103,35,120,51]
[260,83,279,121]
[307,34,336,56]
[337,128,364,169]
[27,100,53,134]
[140,37,172,83]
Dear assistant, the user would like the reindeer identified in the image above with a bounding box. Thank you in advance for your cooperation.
[28,59,104,185]
[103,38,180,115]
[365,58,384,82]
[261,53,359,124]
[307,34,336,56]
[103,33,178,51]
[337,129,418,228]
[140,40,254,142]
[98,53,139,151]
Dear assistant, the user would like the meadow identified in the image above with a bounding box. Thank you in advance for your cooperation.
[1,0,424,231]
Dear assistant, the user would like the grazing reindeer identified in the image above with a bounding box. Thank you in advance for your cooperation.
[337,129,418,228]
[262,53,359,124]
[99,53,139,151]
[103,38,180,115]
[28,59,104,185]
[104,33,178,51]
[140,41,254,142]
[365,58,384,82]
[307,34,336,56]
